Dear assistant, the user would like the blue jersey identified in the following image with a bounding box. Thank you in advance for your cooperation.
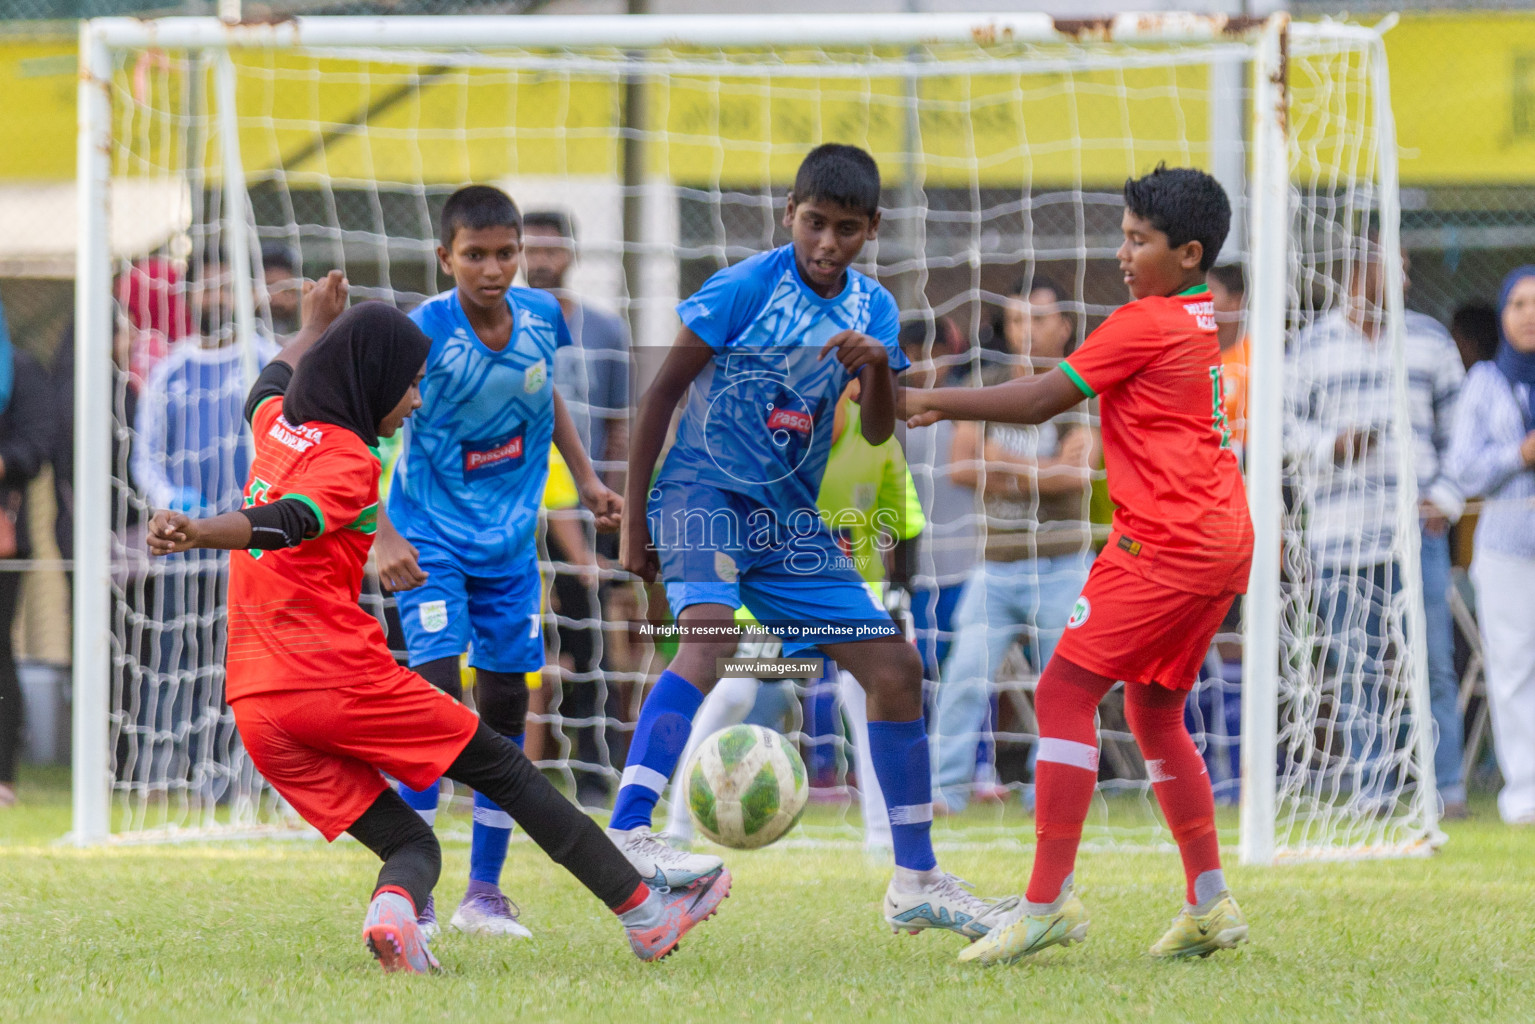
[388,287,571,572]
[658,245,907,521]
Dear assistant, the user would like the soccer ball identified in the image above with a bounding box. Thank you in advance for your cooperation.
[686,724,808,849]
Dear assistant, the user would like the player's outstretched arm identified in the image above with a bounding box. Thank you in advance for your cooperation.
[274,270,348,370]
[146,509,252,555]
[620,328,716,582]
[552,389,622,532]
[901,367,1084,428]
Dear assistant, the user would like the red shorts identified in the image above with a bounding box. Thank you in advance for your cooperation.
[230,665,480,841]
[1052,561,1238,691]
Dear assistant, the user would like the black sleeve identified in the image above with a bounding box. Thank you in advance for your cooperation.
[239,497,320,550]
[0,350,56,487]
[245,360,294,425]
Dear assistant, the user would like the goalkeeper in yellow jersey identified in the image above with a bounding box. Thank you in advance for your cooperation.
[663,377,931,855]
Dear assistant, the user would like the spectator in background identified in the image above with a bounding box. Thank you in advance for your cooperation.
[521,210,629,807]
[0,298,63,807]
[1286,240,1468,817]
[1450,301,1499,371]
[1208,263,1250,462]
[116,257,191,393]
[130,256,276,797]
[928,276,1097,813]
[259,241,302,337]
[522,210,630,487]
[901,316,978,681]
[900,315,968,389]
[1449,266,1535,824]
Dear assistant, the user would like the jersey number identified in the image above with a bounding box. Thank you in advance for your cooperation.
[1208,366,1233,450]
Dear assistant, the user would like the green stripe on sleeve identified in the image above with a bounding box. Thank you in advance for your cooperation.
[1059,360,1096,398]
[248,393,280,425]
[285,494,326,538]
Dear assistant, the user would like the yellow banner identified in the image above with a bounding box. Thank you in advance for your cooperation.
[1385,12,1535,184]
[1,14,1530,187]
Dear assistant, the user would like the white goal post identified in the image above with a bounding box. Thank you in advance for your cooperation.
[73,11,1438,863]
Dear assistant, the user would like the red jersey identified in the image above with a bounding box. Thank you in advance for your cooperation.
[1059,284,1252,596]
[225,396,396,699]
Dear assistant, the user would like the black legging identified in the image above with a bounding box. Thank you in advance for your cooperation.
[0,568,24,785]
[412,657,528,739]
[346,722,642,914]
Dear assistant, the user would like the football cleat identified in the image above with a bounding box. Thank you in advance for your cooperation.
[607,826,724,891]
[1148,893,1248,959]
[450,888,533,939]
[417,893,440,941]
[627,867,733,962]
[363,891,441,975]
[957,888,1089,966]
[883,872,1021,941]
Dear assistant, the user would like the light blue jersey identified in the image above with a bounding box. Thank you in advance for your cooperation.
[389,287,571,573]
[658,244,907,520]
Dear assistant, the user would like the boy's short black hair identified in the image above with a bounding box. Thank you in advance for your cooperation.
[1207,263,1245,295]
[522,210,575,241]
[1123,164,1231,272]
[440,185,522,248]
[260,240,299,274]
[1450,301,1499,364]
[791,144,881,219]
[1009,273,1068,305]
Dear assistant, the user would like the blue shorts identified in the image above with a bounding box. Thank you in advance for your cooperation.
[649,481,895,655]
[394,540,543,673]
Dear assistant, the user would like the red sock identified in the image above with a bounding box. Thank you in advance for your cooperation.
[1027,657,1115,906]
[613,882,651,916]
[1124,682,1221,905]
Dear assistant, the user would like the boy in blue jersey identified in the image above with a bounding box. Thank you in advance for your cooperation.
[616,144,1020,939]
[372,186,627,940]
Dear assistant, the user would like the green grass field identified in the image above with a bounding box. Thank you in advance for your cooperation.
[3,766,1533,1024]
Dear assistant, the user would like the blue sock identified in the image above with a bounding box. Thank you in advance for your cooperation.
[468,732,523,887]
[867,717,938,871]
[400,780,440,826]
[610,670,705,832]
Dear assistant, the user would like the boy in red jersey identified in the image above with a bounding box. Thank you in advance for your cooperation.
[146,274,728,975]
[904,166,1253,965]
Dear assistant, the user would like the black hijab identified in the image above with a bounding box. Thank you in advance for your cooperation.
[283,302,432,447]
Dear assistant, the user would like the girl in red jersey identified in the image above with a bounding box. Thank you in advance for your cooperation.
[904,166,1252,965]
[147,275,727,974]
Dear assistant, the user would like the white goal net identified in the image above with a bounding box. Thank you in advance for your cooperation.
[73,13,1436,861]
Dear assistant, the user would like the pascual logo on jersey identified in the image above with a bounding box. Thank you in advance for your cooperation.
[766,407,813,435]
[270,415,323,453]
[524,358,547,393]
[462,425,528,475]
[1067,596,1091,629]
[464,434,524,472]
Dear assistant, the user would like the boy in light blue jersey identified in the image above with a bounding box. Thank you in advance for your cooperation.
[373,186,625,941]
[616,144,1020,940]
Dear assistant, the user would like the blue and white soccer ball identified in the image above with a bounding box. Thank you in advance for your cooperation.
[686,724,809,850]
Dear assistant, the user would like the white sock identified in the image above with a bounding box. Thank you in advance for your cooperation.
[1192,869,1228,910]
[892,865,943,893]
[1024,872,1073,915]
[664,676,761,837]
[617,890,665,931]
[836,670,892,848]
